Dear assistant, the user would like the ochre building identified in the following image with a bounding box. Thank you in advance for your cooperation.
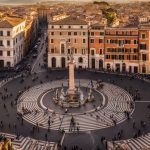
[48,17,150,74]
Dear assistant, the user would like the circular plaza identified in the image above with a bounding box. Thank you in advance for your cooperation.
[0,70,150,150]
[17,79,134,132]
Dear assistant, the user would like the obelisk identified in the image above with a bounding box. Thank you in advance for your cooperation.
[68,49,75,95]
[68,61,75,95]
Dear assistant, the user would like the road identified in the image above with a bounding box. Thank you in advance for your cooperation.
[31,30,47,74]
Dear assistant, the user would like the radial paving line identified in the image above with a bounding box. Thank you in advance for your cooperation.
[17,79,134,132]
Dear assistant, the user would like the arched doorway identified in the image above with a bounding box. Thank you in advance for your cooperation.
[142,65,146,73]
[129,66,132,73]
[99,60,103,70]
[91,58,95,69]
[78,57,83,63]
[134,66,138,73]
[115,64,120,72]
[107,63,111,70]
[0,60,4,68]
[122,63,126,72]
[61,57,66,68]
[51,57,56,68]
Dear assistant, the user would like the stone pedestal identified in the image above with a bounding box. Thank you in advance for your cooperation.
[68,62,75,95]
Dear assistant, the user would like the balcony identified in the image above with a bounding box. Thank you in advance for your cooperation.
[105,33,138,37]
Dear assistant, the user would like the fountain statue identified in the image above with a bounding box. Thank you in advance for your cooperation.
[87,88,94,102]
[52,47,95,107]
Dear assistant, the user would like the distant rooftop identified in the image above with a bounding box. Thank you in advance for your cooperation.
[0,16,25,28]
[50,16,87,25]
[139,24,150,29]
[90,23,105,30]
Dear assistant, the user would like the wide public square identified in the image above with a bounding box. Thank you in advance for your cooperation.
[0,69,150,150]
[0,1,150,149]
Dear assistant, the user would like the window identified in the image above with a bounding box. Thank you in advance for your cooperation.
[127,55,130,60]
[60,32,62,36]
[142,54,146,61]
[68,26,71,29]
[133,48,138,53]
[133,55,138,60]
[80,26,83,29]
[0,31,3,36]
[7,40,10,46]
[112,55,117,60]
[68,49,70,54]
[74,32,77,36]
[74,39,77,43]
[140,44,146,50]
[68,32,71,36]
[118,40,124,46]
[51,39,54,43]
[100,32,104,35]
[51,32,54,35]
[91,50,95,55]
[134,40,138,44]
[61,44,65,54]
[110,40,117,44]
[106,55,110,59]
[91,32,94,36]
[6,61,11,67]
[51,26,54,29]
[99,49,103,55]
[59,26,62,29]
[107,48,111,52]
[68,39,71,43]
[0,40,3,46]
[83,32,86,36]
[112,48,117,52]
[75,48,77,54]
[119,55,124,60]
[106,39,110,43]
[99,39,103,43]
[83,39,86,43]
[118,48,124,53]
[51,48,54,53]
[125,40,131,44]
[90,39,94,43]
[142,34,146,39]
[125,48,131,53]
[7,31,10,36]
[0,50,3,56]
[7,51,10,56]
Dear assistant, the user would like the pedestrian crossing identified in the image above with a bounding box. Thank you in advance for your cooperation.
[17,80,134,132]
[111,133,150,150]
[0,132,56,150]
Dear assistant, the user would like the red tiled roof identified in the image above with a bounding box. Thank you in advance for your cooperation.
[50,16,87,25]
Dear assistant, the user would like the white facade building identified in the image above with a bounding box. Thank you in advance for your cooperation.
[0,17,25,68]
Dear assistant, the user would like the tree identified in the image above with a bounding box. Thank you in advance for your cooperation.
[102,8,117,25]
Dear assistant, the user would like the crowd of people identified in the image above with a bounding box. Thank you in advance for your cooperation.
[0,64,150,150]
